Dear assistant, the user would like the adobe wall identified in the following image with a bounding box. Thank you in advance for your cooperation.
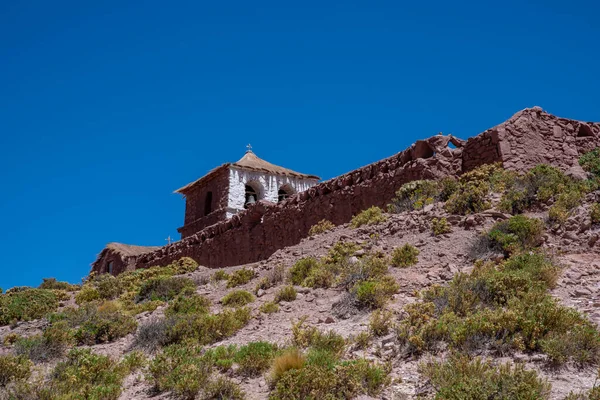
[93,107,600,275]
[178,168,230,237]
[94,249,136,275]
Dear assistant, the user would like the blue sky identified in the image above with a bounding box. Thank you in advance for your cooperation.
[1,0,598,289]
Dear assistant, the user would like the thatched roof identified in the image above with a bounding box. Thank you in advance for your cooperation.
[175,150,320,194]
[104,242,161,257]
[91,242,161,271]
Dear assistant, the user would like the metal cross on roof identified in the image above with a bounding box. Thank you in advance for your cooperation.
[246,143,252,152]
[165,235,173,245]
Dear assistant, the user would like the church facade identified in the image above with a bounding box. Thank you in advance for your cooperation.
[175,149,320,238]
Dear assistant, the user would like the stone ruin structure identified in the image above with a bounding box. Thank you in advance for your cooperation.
[175,149,320,238]
[92,243,160,275]
[91,107,600,275]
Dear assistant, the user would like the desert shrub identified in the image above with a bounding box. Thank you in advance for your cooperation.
[3,332,20,345]
[388,180,440,213]
[260,301,280,314]
[90,273,124,300]
[289,257,318,285]
[396,253,599,365]
[39,278,79,291]
[203,377,246,400]
[235,341,279,377]
[170,257,199,274]
[323,241,361,265]
[353,331,372,350]
[566,386,600,400]
[38,348,131,400]
[203,344,237,372]
[369,309,394,337]
[0,355,31,387]
[0,288,58,325]
[431,217,452,236]
[350,206,387,228]
[487,215,544,255]
[309,219,335,236]
[136,276,195,302]
[354,276,399,309]
[227,268,256,288]
[254,264,285,293]
[134,317,177,352]
[420,353,551,399]
[292,318,346,356]
[165,293,211,316]
[580,148,600,178]
[391,244,419,268]
[166,307,252,345]
[75,285,101,304]
[222,290,254,307]
[148,343,212,399]
[270,358,390,399]
[592,203,600,224]
[14,321,73,362]
[548,187,584,225]
[275,285,297,303]
[211,269,229,282]
[56,301,137,345]
[270,349,306,384]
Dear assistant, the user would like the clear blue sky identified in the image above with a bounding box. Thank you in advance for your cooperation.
[1,0,598,289]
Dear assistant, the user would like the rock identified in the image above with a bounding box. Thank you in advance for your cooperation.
[566,164,589,181]
[324,316,335,324]
[574,287,592,297]
[256,289,265,297]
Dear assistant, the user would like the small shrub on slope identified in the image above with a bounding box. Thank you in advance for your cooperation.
[431,217,451,236]
[391,244,419,268]
[420,353,550,399]
[350,206,387,228]
[136,276,195,302]
[260,301,279,314]
[369,309,394,337]
[487,214,544,255]
[165,293,211,316]
[592,203,600,224]
[309,219,335,236]
[0,288,59,325]
[14,320,73,362]
[227,268,256,288]
[580,148,600,178]
[388,180,439,213]
[0,354,31,387]
[166,307,251,346]
[39,278,79,291]
[222,290,254,307]
[203,377,246,400]
[235,341,279,377]
[275,285,297,303]
[292,318,346,356]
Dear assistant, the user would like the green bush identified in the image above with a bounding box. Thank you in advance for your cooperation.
[487,215,544,255]
[55,301,137,345]
[211,269,229,282]
[148,343,211,399]
[354,276,399,309]
[369,309,394,337]
[38,348,132,400]
[420,353,550,399]
[203,377,246,399]
[203,344,237,371]
[165,293,211,316]
[254,264,285,293]
[75,285,101,304]
[350,206,387,228]
[275,285,297,303]
[580,148,600,178]
[167,307,252,345]
[90,273,124,300]
[289,257,319,286]
[222,290,254,307]
[136,276,195,302]
[0,354,31,387]
[260,301,280,314]
[169,257,199,274]
[388,180,440,213]
[14,320,73,362]
[391,244,419,268]
[396,253,600,365]
[309,219,335,236]
[270,358,390,399]
[227,268,256,288]
[39,278,79,291]
[235,341,279,377]
[292,319,346,356]
[431,217,452,236]
[0,288,59,325]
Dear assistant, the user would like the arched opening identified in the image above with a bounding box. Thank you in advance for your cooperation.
[204,191,213,216]
[278,184,295,202]
[245,181,262,208]
[578,124,594,138]
[107,261,114,275]
[413,141,435,159]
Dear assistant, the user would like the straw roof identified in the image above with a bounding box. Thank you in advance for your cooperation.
[175,150,320,194]
[104,242,161,257]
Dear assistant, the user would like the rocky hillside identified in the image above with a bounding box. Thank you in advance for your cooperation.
[2,151,600,399]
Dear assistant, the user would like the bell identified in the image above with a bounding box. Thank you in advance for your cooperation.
[246,195,256,205]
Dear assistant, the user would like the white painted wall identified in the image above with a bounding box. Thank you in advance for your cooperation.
[226,167,318,218]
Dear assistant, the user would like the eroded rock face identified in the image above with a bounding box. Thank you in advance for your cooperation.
[94,108,600,274]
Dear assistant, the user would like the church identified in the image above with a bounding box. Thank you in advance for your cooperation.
[91,147,320,274]
[175,147,320,237]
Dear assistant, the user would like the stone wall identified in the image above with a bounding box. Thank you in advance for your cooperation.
[92,108,600,275]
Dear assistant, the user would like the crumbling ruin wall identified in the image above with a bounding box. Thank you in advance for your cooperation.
[95,108,600,274]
